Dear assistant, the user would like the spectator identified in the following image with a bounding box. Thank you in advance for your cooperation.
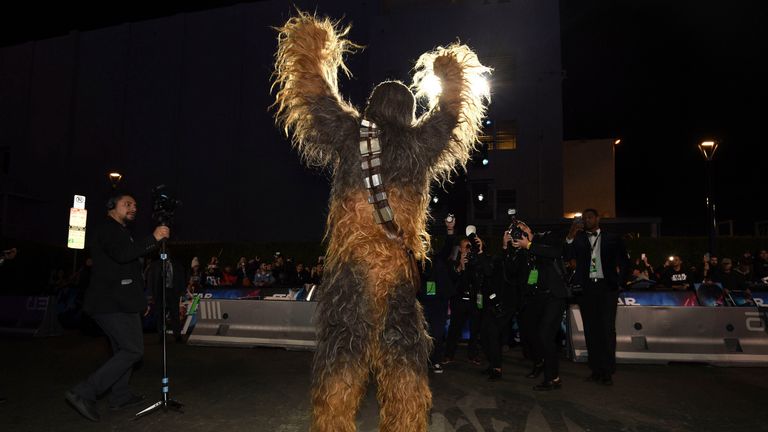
[626,265,656,290]
[702,255,721,282]
[253,262,275,287]
[713,258,746,291]
[188,257,203,295]
[220,265,238,286]
[287,263,311,286]
[272,254,288,285]
[754,250,768,284]
[205,256,222,286]
[310,263,324,285]
[735,255,753,282]
[236,257,252,286]
[659,256,692,290]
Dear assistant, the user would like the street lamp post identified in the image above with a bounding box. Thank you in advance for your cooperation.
[698,141,718,255]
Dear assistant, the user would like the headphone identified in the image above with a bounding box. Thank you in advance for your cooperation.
[106,196,118,210]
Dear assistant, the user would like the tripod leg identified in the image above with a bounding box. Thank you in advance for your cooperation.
[134,401,163,419]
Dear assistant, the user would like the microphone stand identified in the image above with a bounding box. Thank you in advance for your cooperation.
[135,238,184,419]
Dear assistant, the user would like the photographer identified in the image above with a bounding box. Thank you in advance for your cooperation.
[65,191,169,422]
[512,223,569,391]
[478,230,523,381]
[418,215,458,373]
[443,227,491,366]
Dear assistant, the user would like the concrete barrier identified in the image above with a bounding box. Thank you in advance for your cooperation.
[568,305,768,366]
[186,299,317,350]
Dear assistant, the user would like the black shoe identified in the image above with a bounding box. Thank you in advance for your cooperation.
[488,369,502,381]
[584,372,601,382]
[526,362,544,379]
[64,390,100,422]
[599,375,614,386]
[533,378,562,391]
[109,393,146,410]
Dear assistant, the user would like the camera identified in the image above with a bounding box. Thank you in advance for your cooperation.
[465,225,481,261]
[151,184,182,226]
[506,209,527,242]
[445,213,454,224]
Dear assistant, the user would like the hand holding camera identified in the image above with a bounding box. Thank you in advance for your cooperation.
[567,215,584,240]
[445,213,455,233]
[510,223,532,249]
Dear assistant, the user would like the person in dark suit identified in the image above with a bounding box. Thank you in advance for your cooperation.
[512,223,570,391]
[147,255,189,343]
[65,192,169,422]
[418,215,458,374]
[565,208,629,386]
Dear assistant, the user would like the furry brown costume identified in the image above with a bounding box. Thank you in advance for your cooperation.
[272,12,490,432]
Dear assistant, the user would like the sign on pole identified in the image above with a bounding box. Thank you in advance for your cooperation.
[68,195,87,249]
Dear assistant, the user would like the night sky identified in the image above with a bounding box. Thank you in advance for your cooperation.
[2,0,765,236]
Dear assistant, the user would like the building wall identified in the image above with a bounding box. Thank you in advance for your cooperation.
[563,138,616,218]
[368,0,564,224]
[0,0,562,243]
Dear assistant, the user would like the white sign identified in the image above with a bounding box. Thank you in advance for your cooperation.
[73,195,86,210]
[67,229,86,250]
[69,208,87,228]
[67,206,88,250]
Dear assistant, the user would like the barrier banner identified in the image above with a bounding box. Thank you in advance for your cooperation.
[619,290,699,306]
[0,296,62,336]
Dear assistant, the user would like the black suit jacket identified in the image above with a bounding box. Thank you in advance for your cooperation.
[566,229,629,290]
[527,231,570,299]
[83,217,159,314]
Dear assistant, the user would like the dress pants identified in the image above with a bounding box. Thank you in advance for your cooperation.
[481,307,513,369]
[422,298,450,365]
[72,312,144,404]
[519,293,567,380]
[578,280,619,377]
[444,297,482,361]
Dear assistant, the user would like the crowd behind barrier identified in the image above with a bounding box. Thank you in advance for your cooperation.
[2,240,768,333]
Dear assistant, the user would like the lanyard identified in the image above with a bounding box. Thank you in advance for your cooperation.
[588,232,601,254]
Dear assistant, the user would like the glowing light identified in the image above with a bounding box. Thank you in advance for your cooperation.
[485,119,492,126]
[698,140,719,161]
[668,256,674,261]
[470,75,490,97]
[477,194,484,202]
[614,139,621,145]
[481,158,489,166]
[432,196,439,204]
[421,75,442,100]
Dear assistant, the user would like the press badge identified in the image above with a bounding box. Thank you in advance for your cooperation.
[527,269,539,285]
[426,281,436,296]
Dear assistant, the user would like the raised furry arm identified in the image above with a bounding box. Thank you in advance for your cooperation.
[271,12,360,168]
[412,44,491,182]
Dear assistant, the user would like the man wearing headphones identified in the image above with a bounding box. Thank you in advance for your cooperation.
[65,192,169,422]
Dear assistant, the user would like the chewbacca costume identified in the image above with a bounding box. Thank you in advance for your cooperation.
[272,12,490,432]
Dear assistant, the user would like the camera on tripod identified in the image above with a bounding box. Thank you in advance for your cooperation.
[151,185,182,226]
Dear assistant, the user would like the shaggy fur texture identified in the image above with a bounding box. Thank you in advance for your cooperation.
[272,11,490,432]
